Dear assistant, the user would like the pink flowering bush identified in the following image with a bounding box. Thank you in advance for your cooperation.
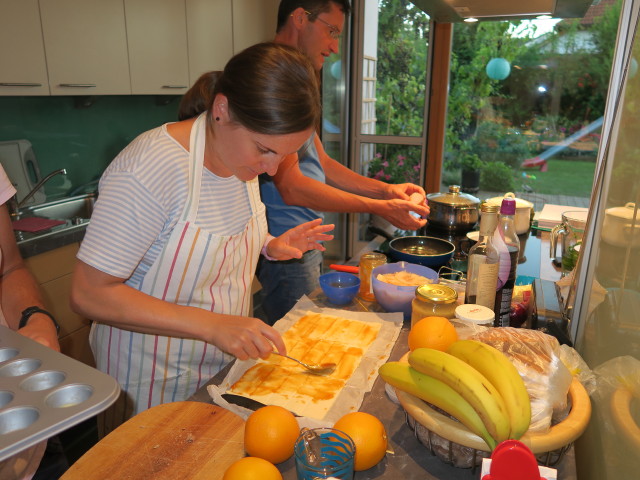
[366,152,421,184]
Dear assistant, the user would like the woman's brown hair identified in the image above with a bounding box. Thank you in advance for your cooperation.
[178,42,320,135]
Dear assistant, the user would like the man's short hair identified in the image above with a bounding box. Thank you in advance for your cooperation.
[276,0,351,32]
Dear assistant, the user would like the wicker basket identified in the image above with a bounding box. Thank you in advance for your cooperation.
[397,374,591,469]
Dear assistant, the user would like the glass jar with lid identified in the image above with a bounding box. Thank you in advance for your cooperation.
[411,284,458,327]
[358,252,387,301]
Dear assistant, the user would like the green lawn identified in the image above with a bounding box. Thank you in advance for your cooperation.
[519,157,596,197]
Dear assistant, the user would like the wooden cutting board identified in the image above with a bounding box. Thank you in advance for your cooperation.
[61,402,245,480]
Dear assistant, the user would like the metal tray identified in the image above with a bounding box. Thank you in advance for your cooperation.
[0,324,120,462]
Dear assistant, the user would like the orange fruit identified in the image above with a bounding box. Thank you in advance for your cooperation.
[408,316,458,352]
[244,405,299,464]
[333,412,387,471]
[223,457,282,480]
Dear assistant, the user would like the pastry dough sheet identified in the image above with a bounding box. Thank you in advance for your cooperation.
[209,296,402,426]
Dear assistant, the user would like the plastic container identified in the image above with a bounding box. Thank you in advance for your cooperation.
[455,304,495,327]
[411,284,458,327]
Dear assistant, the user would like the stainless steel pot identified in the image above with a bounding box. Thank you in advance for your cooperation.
[426,185,480,232]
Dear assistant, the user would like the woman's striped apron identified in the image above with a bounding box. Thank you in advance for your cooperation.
[90,113,267,433]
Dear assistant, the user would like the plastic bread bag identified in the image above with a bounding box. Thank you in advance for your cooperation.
[470,327,573,433]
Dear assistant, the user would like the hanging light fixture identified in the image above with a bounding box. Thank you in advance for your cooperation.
[486,57,511,80]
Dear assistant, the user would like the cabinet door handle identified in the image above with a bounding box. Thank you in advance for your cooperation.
[58,84,97,88]
[161,85,188,89]
[0,82,43,87]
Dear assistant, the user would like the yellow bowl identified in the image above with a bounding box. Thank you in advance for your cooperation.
[395,352,591,467]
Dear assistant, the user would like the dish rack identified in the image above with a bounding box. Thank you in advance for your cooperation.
[397,377,591,470]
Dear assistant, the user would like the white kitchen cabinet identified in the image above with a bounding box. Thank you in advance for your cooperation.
[232,0,279,53]
[186,0,233,83]
[39,0,131,95]
[125,0,190,95]
[0,0,50,95]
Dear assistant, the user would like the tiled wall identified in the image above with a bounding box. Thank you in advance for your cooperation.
[0,95,181,196]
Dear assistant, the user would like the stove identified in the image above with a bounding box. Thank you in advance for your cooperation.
[419,224,477,273]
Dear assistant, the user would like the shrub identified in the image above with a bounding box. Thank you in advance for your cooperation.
[480,161,516,192]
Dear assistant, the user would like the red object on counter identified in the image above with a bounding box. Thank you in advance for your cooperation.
[329,264,359,274]
[482,440,544,480]
[12,217,65,233]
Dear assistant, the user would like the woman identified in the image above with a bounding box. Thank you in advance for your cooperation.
[71,43,333,431]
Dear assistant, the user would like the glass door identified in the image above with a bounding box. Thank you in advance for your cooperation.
[347,0,432,257]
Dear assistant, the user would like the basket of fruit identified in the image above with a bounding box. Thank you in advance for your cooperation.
[379,319,591,469]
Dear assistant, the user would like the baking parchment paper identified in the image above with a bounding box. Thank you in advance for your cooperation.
[208,295,402,429]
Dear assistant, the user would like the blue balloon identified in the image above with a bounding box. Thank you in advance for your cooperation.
[486,58,511,80]
[330,60,342,80]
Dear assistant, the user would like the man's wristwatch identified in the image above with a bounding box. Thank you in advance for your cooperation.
[19,306,60,335]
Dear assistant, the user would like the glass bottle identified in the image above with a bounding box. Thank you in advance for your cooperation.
[494,197,521,327]
[358,252,387,301]
[464,204,500,320]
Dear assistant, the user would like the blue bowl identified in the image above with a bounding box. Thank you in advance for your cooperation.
[371,262,438,319]
[319,272,361,305]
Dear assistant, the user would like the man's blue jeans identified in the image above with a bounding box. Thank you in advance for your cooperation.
[257,249,323,325]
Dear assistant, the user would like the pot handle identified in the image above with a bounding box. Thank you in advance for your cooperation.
[368,225,394,241]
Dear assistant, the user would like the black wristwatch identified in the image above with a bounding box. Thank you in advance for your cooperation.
[19,306,60,335]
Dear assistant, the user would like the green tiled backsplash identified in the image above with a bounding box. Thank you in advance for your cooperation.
[0,95,181,197]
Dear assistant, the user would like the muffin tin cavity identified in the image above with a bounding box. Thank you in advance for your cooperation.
[0,358,42,377]
[0,325,120,462]
[0,407,39,434]
[20,371,66,392]
[0,348,18,363]
[46,384,93,408]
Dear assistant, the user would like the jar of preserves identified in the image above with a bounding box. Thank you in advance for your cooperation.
[358,252,387,301]
[411,284,458,327]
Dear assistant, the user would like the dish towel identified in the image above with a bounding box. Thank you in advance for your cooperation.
[12,217,65,233]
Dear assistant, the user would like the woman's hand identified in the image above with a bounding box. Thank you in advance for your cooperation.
[207,315,286,361]
[266,218,334,260]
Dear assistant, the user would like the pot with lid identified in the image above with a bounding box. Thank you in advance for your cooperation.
[426,185,480,232]
[602,202,640,248]
[485,192,534,235]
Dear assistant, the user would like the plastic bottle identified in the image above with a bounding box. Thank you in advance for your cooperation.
[494,197,521,327]
[464,204,500,319]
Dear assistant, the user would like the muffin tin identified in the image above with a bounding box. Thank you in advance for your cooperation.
[0,325,120,461]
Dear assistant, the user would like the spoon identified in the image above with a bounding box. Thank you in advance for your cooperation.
[271,352,336,375]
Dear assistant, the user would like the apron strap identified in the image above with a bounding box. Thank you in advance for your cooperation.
[182,113,207,222]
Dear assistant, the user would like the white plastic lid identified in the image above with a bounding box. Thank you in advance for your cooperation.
[455,304,495,325]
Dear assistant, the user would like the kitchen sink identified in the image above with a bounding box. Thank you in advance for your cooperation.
[15,193,97,258]
[19,193,96,222]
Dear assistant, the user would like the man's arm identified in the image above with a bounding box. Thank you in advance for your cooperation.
[0,204,60,351]
[273,134,429,230]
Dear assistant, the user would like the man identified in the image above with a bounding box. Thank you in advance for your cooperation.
[0,165,65,479]
[259,0,430,324]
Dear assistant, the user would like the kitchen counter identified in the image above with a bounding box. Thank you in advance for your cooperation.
[190,285,576,479]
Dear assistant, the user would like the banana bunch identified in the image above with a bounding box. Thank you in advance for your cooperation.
[378,339,531,450]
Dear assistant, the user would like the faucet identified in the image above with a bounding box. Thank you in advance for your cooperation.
[8,168,67,219]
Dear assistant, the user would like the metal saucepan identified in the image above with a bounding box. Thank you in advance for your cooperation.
[369,226,455,269]
[426,185,480,232]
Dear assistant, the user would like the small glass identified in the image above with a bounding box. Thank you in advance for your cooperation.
[294,427,355,480]
[358,252,387,301]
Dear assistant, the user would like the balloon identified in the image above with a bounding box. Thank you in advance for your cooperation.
[486,58,511,80]
[330,60,342,80]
